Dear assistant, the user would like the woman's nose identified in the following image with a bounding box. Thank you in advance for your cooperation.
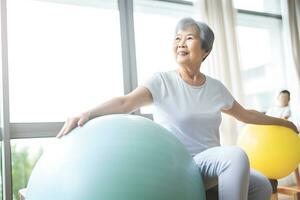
[178,40,187,48]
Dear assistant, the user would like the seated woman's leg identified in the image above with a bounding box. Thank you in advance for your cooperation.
[248,169,272,200]
[193,146,250,200]
[193,146,272,200]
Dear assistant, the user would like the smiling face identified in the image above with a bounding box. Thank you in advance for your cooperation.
[173,25,209,67]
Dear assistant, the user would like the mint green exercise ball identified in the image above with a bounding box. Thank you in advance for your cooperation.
[26,114,205,200]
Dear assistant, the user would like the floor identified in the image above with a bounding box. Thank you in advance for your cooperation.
[278,194,292,200]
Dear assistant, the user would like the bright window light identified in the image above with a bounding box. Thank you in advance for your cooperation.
[7,0,123,122]
[233,0,281,14]
[237,13,285,111]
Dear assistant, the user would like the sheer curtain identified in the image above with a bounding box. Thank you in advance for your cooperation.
[281,0,300,130]
[194,0,244,145]
[280,0,300,186]
[285,0,300,79]
[281,0,300,125]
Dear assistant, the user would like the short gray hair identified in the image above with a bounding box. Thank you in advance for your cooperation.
[175,17,214,53]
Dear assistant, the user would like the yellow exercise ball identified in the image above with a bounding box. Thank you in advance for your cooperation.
[237,125,300,179]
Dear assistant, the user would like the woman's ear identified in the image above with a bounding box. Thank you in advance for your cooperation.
[202,50,211,61]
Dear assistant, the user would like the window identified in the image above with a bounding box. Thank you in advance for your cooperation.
[5,0,124,199]
[236,12,286,111]
[133,0,194,113]
[11,138,55,200]
[233,0,281,14]
[7,0,123,122]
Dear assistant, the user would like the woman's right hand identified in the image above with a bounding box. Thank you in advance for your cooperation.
[56,112,90,138]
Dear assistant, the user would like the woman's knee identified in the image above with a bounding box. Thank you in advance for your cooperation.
[228,146,250,170]
[193,146,250,176]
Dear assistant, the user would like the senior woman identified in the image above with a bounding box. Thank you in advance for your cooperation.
[57,18,298,200]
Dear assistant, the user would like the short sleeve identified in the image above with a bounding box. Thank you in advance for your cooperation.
[219,82,235,110]
[140,73,163,104]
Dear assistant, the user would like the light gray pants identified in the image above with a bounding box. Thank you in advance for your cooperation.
[193,146,272,200]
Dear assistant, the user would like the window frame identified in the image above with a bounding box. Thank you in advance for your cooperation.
[1,0,12,198]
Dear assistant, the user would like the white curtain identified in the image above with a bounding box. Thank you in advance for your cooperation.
[285,0,300,79]
[194,0,244,145]
[281,0,300,130]
[279,0,300,186]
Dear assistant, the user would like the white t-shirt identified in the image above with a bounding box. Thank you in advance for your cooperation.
[142,70,235,156]
[266,105,290,119]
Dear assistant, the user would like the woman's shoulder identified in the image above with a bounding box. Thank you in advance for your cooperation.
[151,70,177,80]
[160,70,177,76]
[145,71,176,86]
[204,75,224,87]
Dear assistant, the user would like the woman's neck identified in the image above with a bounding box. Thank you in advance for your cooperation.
[177,66,205,86]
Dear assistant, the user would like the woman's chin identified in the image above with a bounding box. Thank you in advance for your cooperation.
[176,59,189,65]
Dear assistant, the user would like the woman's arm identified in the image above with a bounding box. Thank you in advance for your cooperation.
[57,86,153,138]
[88,86,153,119]
[222,101,298,133]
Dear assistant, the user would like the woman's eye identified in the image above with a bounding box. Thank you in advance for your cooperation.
[175,37,180,41]
[187,36,193,40]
